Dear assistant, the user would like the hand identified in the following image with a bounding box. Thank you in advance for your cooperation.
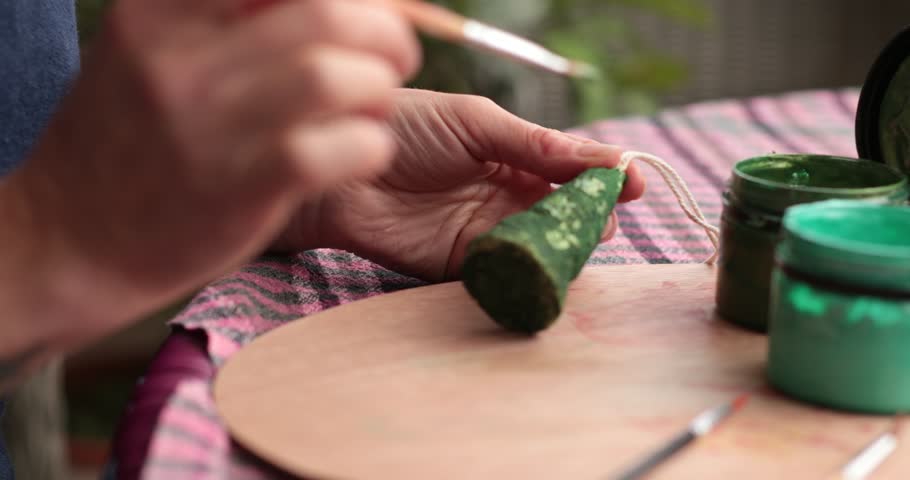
[3,0,420,350]
[274,89,646,281]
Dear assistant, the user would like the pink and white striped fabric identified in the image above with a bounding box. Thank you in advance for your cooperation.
[129,89,864,480]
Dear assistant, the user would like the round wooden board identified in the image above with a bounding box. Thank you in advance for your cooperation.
[214,264,907,479]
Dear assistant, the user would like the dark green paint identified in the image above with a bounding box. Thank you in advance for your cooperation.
[462,167,626,334]
[768,201,910,413]
[716,154,908,331]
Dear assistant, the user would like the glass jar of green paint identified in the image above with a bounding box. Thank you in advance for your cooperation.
[767,201,910,413]
[717,25,910,331]
[715,155,907,331]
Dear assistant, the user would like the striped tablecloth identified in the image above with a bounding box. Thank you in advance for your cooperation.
[121,88,863,480]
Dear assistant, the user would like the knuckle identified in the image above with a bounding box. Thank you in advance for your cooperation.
[274,130,302,164]
[305,0,349,38]
[296,49,400,111]
[402,44,422,79]
[374,11,421,75]
[460,94,499,112]
[278,129,319,183]
[362,124,396,158]
[366,90,398,118]
[344,121,396,166]
[528,127,565,157]
[311,0,420,77]
[295,50,341,107]
[277,120,396,186]
[370,60,402,89]
[135,54,205,119]
[446,95,502,121]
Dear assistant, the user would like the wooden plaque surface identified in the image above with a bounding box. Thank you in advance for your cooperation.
[214,264,907,479]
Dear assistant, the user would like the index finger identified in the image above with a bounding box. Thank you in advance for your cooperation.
[451,96,646,201]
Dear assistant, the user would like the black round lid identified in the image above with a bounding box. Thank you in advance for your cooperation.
[856,25,910,175]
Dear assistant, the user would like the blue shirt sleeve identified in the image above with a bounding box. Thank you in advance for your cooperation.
[0,0,80,177]
[0,1,80,478]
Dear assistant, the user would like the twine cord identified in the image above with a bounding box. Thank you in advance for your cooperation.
[617,151,720,265]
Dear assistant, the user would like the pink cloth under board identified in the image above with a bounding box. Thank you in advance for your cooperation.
[111,88,865,480]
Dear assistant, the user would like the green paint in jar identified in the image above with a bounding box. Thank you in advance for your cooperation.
[715,154,907,331]
[718,25,910,333]
[767,200,910,413]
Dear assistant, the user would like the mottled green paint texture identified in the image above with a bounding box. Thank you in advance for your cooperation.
[462,168,625,334]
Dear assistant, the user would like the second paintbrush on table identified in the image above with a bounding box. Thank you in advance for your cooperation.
[612,394,751,480]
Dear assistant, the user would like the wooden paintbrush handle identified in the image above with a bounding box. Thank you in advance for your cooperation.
[381,0,467,41]
[364,0,594,78]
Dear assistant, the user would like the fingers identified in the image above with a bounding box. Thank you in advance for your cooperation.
[443,93,646,201]
[204,0,420,163]
[220,0,421,79]
[216,47,401,130]
[445,95,620,182]
[280,117,396,193]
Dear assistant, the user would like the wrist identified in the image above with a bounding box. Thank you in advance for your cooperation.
[0,168,135,355]
[0,173,65,356]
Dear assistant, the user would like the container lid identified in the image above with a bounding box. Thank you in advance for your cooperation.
[856,25,910,175]
[777,200,910,294]
[730,154,908,215]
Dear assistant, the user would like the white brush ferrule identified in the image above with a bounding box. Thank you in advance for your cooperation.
[462,20,572,75]
[690,404,732,436]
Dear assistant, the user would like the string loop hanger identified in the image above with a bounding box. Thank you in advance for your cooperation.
[616,151,720,265]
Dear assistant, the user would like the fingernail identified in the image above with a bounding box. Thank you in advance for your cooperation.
[577,143,621,160]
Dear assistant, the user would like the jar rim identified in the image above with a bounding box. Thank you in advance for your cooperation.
[778,200,910,292]
[734,154,907,197]
[783,200,910,260]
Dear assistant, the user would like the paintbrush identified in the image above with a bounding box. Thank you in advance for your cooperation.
[835,417,903,480]
[612,393,751,480]
[383,0,599,79]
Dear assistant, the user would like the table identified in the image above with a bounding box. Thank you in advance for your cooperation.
[109,88,867,480]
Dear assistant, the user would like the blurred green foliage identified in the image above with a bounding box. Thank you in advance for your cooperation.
[76,0,710,123]
[414,0,711,122]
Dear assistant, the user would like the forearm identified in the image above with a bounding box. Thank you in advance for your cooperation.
[0,172,138,394]
[0,175,65,393]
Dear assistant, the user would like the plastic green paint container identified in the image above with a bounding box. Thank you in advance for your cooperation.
[767,201,910,413]
[717,25,910,332]
[715,155,908,331]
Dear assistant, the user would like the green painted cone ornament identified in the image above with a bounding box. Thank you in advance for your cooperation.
[462,167,626,334]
